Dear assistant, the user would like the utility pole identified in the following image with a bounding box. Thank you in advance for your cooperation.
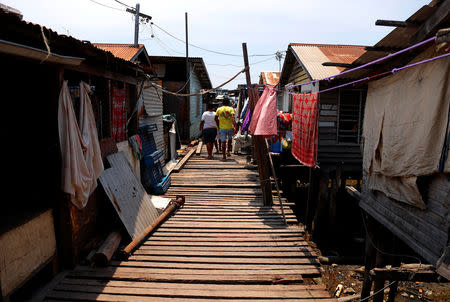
[125,4,151,47]
[185,12,190,93]
[133,3,140,47]
[242,42,273,206]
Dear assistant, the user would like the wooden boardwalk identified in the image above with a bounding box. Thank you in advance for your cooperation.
[42,153,335,301]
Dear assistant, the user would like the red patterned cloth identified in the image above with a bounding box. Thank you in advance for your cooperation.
[112,87,126,142]
[291,93,319,167]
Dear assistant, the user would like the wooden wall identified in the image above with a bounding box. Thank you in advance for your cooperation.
[360,172,449,266]
[317,87,363,173]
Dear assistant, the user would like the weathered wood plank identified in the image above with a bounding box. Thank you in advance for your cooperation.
[53,283,330,299]
[60,278,328,291]
[47,290,336,302]
[68,268,305,284]
[132,249,316,257]
[110,261,319,270]
[127,255,318,263]
[172,148,196,172]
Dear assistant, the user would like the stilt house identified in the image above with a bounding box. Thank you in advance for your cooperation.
[346,0,450,284]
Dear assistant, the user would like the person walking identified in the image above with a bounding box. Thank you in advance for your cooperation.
[215,97,237,160]
[200,103,218,159]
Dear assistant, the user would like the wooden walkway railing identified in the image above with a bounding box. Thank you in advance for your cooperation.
[41,153,335,301]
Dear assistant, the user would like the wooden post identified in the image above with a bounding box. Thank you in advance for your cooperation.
[242,43,273,206]
[94,231,122,266]
[361,213,378,300]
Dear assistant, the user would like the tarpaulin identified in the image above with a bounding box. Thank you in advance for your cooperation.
[362,46,450,208]
[58,81,104,209]
[248,86,278,137]
[291,93,319,167]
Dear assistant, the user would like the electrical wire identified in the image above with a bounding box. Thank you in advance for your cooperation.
[147,67,247,97]
[359,281,397,302]
[87,0,124,11]
[360,209,422,264]
[152,22,277,58]
[112,0,133,9]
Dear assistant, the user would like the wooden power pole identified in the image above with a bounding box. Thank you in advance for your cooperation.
[242,43,273,206]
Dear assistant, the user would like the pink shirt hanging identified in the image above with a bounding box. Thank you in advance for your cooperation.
[248,86,277,137]
[291,93,319,167]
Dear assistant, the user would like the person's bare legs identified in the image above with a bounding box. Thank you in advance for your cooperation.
[227,139,232,157]
[206,142,213,159]
[222,141,227,159]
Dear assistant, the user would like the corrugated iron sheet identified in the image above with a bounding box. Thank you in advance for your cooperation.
[290,44,366,80]
[189,68,202,140]
[140,83,166,161]
[93,43,144,61]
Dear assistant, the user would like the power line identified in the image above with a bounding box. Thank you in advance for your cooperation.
[152,22,277,58]
[206,55,276,68]
[112,0,133,9]
[87,0,124,11]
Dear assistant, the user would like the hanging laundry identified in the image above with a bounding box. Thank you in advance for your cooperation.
[248,86,278,137]
[112,86,126,142]
[291,93,319,167]
[278,112,292,131]
[58,81,104,209]
[241,108,251,132]
[240,98,249,121]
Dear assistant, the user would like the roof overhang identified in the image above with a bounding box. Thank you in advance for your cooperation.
[0,39,84,66]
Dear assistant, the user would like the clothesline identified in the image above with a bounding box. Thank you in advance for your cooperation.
[288,51,450,95]
[286,36,437,89]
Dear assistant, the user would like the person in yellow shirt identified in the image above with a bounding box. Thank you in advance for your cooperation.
[215,98,237,160]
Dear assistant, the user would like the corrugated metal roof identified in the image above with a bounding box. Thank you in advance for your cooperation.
[260,71,281,86]
[289,43,366,80]
[93,43,145,61]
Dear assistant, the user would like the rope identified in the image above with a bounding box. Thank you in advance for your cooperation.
[147,67,248,97]
[39,25,51,63]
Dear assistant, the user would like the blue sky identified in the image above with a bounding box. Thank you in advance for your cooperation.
[2,0,430,89]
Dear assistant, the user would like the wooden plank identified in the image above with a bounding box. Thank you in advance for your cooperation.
[149,233,304,238]
[128,255,318,263]
[172,148,196,172]
[170,183,261,188]
[99,152,159,240]
[73,265,319,276]
[160,222,290,228]
[195,140,203,155]
[132,249,316,257]
[47,290,336,302]
[110,261,318,270]
[137,246,310,252]
[68,268,305,284]
[155,227,304,233]
[52,283,331,299]
[60,278,328,291]
[142,240,308,246]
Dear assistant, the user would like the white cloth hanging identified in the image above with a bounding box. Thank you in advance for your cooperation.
[58,81,104,209]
